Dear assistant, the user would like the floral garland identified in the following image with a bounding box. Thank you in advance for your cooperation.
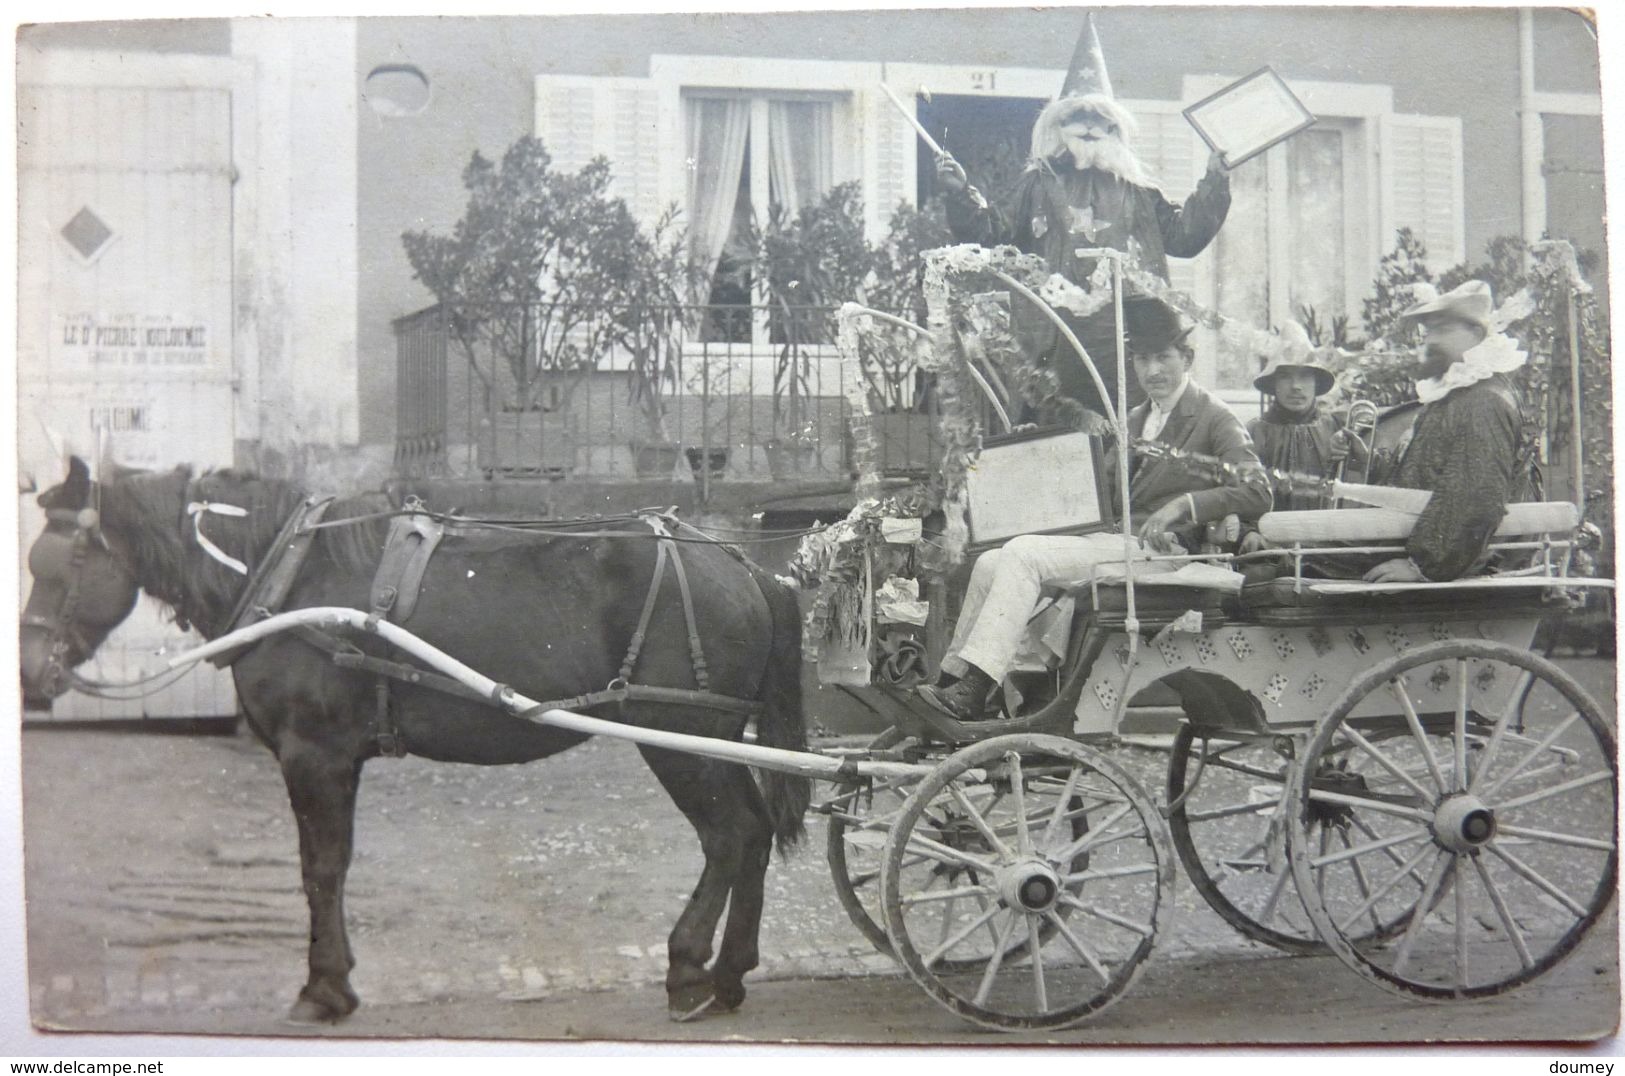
[789,493,929,662]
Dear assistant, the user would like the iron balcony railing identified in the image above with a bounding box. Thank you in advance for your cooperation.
[392,300,943,485]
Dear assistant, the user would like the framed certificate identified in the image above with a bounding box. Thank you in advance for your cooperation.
[965,427,1113,551]
[1182,66,1316,170]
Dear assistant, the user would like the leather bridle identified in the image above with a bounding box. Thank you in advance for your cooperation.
[22,507,111,698]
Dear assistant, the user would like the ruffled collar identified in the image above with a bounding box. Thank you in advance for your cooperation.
[1414,333,1527,404]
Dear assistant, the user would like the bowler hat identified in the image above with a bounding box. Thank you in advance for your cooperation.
[1121,296,1193,355]
[1399,280,1494,333]
[1252,321,1335,395]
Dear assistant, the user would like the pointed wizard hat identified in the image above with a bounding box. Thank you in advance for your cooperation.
[1033,13,1137,150]
[1061,12,1114,98]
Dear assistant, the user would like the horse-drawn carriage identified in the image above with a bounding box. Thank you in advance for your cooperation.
[19,247,1616,1033]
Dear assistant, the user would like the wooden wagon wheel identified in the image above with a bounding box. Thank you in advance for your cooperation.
[1168,726,1416,955]
[881,734,1175,1031]
[1284,639,1617,999]
[828,728,1094,969]
[826,727,917,958]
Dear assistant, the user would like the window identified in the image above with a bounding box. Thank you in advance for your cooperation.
[685,93,838,342]
[1210,118,1371,388]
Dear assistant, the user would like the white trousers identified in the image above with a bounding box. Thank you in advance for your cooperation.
[942,532,1157,682]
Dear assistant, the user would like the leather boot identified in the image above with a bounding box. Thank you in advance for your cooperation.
[917,665,999,722]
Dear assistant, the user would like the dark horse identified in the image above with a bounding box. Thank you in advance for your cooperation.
[20,457,810,1023]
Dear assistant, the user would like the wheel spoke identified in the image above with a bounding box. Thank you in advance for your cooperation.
[1454,659,1470,793]
[946,782,1015,860]
[1492,822,1615,853]
[1061,863,1158,885]
[903,831,997,873]
[1258,848,1294,927]
[1493,769,1614,812]
[1485,841,1590,917]
[1470,854,1534,970]
[1306,788,1432,825]
[1477,712,1582,800]
[1186,797,1280,824]
[1060,893,1155,938]
[1044,909,1112,984]
[1311,824,1430,869]
[901,882,996,907]
[1007,752,1033,858]
[923,900,1005,968]
[1389,676,1448,794]
[1466,669,1534,792]
[1336,723,1439,804]
[1054,802,1135,862]
[1454,856,1469,988]
[1027,912,1049,1012]
[1334,840,1436,934]
[1350,814,1433,887]
[1042,764,1083,851]
[1391,849,1454,979]
[971,909,1020,1005]
[1338,827,1385,934]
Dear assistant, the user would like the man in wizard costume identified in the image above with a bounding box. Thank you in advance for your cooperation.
[936,13,1232,410]
[937,13,1230,281]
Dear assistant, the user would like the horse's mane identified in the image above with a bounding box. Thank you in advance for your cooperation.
[317,493,392,574]
[98,466,389,638]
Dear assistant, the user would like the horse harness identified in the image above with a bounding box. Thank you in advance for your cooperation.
[24,506,112,697]
[211,500,763,757]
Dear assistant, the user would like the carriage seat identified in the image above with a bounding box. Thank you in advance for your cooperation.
[1238,501,1584,624]
[1254,501,1580,545]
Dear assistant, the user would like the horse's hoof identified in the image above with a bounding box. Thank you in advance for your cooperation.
[285,986,358,1025]
[710,979,746,1013]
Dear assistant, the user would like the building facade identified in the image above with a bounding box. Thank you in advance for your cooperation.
[12,8,1610,719]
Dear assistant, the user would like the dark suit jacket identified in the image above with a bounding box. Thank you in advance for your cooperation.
[1116,380,1271,546]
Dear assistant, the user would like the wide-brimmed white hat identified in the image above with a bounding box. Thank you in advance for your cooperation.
[1399,280,1494,333]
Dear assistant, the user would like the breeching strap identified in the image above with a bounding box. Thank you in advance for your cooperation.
[617,515,710,692]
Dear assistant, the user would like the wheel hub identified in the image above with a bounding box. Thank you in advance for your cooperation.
[997,860,1062,912]
[1432,794,1496,852]
[1307,762,1367,828]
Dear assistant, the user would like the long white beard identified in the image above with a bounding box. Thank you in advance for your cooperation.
[1067,137,1146,186]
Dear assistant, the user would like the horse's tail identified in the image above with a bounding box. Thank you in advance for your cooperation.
[752,568,810,855]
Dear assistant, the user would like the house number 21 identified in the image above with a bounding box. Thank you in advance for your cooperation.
[969,71,997,92]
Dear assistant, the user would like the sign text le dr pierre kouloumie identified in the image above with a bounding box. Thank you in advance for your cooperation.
[57,315,212,370]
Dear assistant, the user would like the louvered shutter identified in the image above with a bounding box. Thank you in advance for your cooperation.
[1128,100,1203,297]
[864,85,916,238]
[1380,113,1465,271]
[534,75,666,228]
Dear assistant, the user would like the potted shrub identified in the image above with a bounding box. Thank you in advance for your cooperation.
[730,183,874,475]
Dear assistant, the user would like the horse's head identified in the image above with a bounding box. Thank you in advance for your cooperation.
[20,456,140,705]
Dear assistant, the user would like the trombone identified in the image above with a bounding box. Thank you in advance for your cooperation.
[1328,399,1379,508]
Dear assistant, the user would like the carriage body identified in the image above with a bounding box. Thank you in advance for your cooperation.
[817,244,1615,1031]
[1071,597,1543,737]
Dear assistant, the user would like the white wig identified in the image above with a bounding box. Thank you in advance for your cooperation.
[1030,94,1139,160]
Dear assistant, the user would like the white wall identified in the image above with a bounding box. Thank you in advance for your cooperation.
[232,20,366,485]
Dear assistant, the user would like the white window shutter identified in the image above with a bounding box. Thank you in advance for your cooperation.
[1379,113,1465,271]
[864,86,915,239]
[1128,100,1202,297]
[534,75,665,228]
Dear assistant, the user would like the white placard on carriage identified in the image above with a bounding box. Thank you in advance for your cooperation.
[965,428,1111,549]
[1182,66,1316,170]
